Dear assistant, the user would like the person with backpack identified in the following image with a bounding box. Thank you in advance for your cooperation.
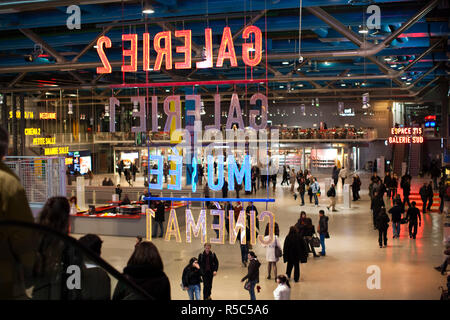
[317,210,329,256]
[326,183,337,212]
[406,201,421,239]
[310,177,320,207]
[375,207,390,248]
[182,257,203,300]
[197,243,219,300]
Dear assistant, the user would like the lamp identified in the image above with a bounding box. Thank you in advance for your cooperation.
[68,101,73,115]
[104,103,109,117]
[362,93,370,109]
[132,100,139,113]
[358,25,369,34]
[142,1,155,14]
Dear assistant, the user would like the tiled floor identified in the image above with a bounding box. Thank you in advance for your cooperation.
[72,173,448,300]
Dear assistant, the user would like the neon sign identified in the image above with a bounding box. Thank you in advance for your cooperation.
[24,128,41,136]
[39,112,57,120]
[33,137,56,145]
[9,111,34,119]
[44,146,69,155]
[388,127,423,144]
[96,26,262,74]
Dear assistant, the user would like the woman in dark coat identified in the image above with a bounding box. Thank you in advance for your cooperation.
[283,226,308,282]
[113,241,171,300]
[241,251,261,300]
[375,208,390,248]
[181,257,203,300]
[302,218,319,257]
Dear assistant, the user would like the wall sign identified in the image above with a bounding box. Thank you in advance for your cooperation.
[96,26,262,74]
[9,111,34,119]
[388,127,423,144]
[44,146,69,155]
[24,128,41,136]
[39,112,57,120]
[33,137,56,145]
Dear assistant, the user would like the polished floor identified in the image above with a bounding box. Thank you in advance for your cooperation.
[72,173,448,300]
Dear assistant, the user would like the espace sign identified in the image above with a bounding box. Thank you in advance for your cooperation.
[96,26,262,73]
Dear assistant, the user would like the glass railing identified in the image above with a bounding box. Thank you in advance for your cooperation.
[0,220,154,300]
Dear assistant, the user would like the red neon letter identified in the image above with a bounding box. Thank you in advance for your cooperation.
[196,28,213,69]
[154,31,172,71]
[121,34,138,72]
[242,26,262,67]
[216,27,237,68]
[175,30,192,69]
[96,36,112,74]
[143,33,151,71]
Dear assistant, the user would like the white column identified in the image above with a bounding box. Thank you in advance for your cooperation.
[76,176,86,210]
[343,183,351,209]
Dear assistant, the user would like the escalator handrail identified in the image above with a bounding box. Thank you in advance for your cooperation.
[0,220,154,300]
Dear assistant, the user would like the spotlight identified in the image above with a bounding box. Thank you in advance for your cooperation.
[358,25,369,34]
[142,1,155,14]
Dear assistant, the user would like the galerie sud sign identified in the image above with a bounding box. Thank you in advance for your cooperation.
[96,25,276,245]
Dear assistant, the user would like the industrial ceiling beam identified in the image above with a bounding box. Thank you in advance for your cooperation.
[71,25,115,63]
[232,10,267,41]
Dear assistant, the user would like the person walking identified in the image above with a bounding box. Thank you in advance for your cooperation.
[87,169,94,186]
[406,201,421,239]
[434,241,450,275]
[297,177,306,206]
[310,177,320,206]
[273,275,291,300]
[388,199,404,238]
[289,168,296,193]
[326,183,337,212]
[419,183,428,214]
[125,168,132,187]
[283,226,308,282]
[112,241,171,300]
[182,257,202,300]
[0,125,36,300]
[383,172,392,200]
[375,207,390,248]
[262,226,282,280]
[152,200,165,238]
[351,175,361,201]
[303,218,319,257]
[131,162,138,182]
[332,165,340,186]
[431,162,441,190]
[439,180,445,214]
[241,252,261,300]
[371,191,385,230]
[251,166,257,194]
[339,166,348,187]
[426,181,434,212]
[402,177,411,208]
[235,202,249,267]
[198,164,204,186]
[115,184,122,201]
[317,210,329,256]
[222,179,229,198]
[118,160,124,180]
[390,173,399,201]
[198,243,219,300]
[281,165,289,186]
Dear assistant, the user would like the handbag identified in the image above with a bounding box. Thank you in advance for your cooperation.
[275,246,282,259]
[244,280,251,291]
[325,232,330,239]
[310,234,321,247]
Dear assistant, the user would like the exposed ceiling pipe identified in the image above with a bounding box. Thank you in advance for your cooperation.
[305,0,439,57]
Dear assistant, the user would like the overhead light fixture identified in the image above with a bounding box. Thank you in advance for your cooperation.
[341,83,346,87]
[165,89,170,92]
[93,45,98,49]
[401,76,407,80]
[142,1,155,14]
[358,25,369,34]
[248,47,256,52]
[406,82,411,85]
[362,93,370,109]
[68,101,73,115]
[297,84,303,87]
[132,100,139,113]
[104,103,109,117]
[384,57,392,61]
[390,64,397,68]
[347,73,351,77]
[282,61,289,65]
[323,61,330,66]
[315,97,319,107]
[279,85,284,88]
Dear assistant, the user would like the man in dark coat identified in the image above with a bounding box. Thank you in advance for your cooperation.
[376,208,390,248]
[371,191,385,230]
[419,183,429,214]
[283,226,308,282]
[222,179,228,198]
[332,166,340,186]
[430,162,441,190]
[198,243,219,300]
[402,177,411,208]
[388,200,404,238]
[383,172,392,199]
[426,181,434,212]
[152,200,165,238]
[406,201,421,239]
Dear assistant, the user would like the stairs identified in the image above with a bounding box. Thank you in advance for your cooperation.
[392,192,441,212]
[409,143,421,176]
[393,143,405,176]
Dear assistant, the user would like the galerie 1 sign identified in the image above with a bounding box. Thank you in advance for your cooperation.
[96,26,262,73]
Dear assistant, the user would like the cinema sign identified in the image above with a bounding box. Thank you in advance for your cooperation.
[96,26,262,73]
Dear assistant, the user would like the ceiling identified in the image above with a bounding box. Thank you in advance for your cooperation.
[0,0,448,104]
